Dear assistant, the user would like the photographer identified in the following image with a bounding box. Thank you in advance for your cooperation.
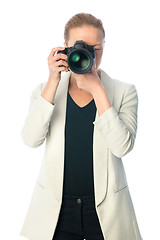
[20,13,142,240]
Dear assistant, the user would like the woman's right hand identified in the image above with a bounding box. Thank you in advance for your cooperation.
[41,47,68,104]
[47,47,68,83]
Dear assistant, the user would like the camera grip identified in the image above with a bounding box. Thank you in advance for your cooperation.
[56,49,68,68]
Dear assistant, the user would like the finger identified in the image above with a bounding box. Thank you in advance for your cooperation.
[93,58,96,68]
[89,59,96,72]
[53,53,67,62]
[48,46,65,60]
[48,54,67,65]
[58,66,69,72]
[56,60,68,68]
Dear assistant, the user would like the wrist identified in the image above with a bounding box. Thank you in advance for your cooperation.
[91,81,104,97]
[91,82,111,116]
[48,77,60,87]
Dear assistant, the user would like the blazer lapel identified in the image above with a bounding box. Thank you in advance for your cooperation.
[47,72,70,203]
[93,69,114,206]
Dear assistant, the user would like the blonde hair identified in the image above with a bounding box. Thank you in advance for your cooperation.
[64,13,105,43]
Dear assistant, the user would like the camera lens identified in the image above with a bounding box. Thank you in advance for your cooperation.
[70,52,90,70]
[68,49,92,74]
[81,58,90,69]
[70,53,80,63]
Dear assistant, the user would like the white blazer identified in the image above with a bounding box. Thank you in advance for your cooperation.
[20,69,142,240]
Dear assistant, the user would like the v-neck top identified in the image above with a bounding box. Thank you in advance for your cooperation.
[62,92,97,197]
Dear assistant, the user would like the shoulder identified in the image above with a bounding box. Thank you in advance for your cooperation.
[30,82,47,99]
[100,69,138,109]
[100,69,134,90]
[100,69,137,99]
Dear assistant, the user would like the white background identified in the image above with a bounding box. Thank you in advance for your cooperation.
[0,0,159,239]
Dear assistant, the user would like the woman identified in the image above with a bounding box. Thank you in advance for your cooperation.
[20,13,142,240]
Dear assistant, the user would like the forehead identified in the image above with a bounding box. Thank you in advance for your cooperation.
[68,26,104,46]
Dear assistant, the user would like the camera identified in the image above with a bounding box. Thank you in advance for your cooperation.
[57,41,95,74]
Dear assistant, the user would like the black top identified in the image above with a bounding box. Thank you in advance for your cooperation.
[62,91,97,197]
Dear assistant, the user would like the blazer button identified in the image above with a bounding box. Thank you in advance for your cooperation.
[77,198,81,204]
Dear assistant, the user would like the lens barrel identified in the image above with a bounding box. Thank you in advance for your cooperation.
[68,48,93,74]
[57,41,95,74]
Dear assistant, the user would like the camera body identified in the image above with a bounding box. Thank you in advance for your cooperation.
[57,41,95,74]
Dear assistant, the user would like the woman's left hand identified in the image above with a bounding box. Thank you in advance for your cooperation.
[71,61,102,95]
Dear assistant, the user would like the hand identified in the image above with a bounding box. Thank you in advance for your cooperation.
[71,61,102,95]
[47,47,69,83]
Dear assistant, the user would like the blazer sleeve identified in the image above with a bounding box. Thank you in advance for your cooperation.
[93,84,138,158]
[21,83,55,148]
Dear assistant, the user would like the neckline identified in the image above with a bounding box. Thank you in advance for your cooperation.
[68,92,94,109]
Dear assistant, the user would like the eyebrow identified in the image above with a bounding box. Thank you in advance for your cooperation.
[92,44,102,47]
[90,44,102,50]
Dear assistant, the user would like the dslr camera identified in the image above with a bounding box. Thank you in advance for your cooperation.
[57,40,95,74]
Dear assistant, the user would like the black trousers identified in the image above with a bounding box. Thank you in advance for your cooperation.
[52,195,105,240]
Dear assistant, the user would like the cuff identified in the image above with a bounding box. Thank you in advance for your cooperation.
[93,106,118,130]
